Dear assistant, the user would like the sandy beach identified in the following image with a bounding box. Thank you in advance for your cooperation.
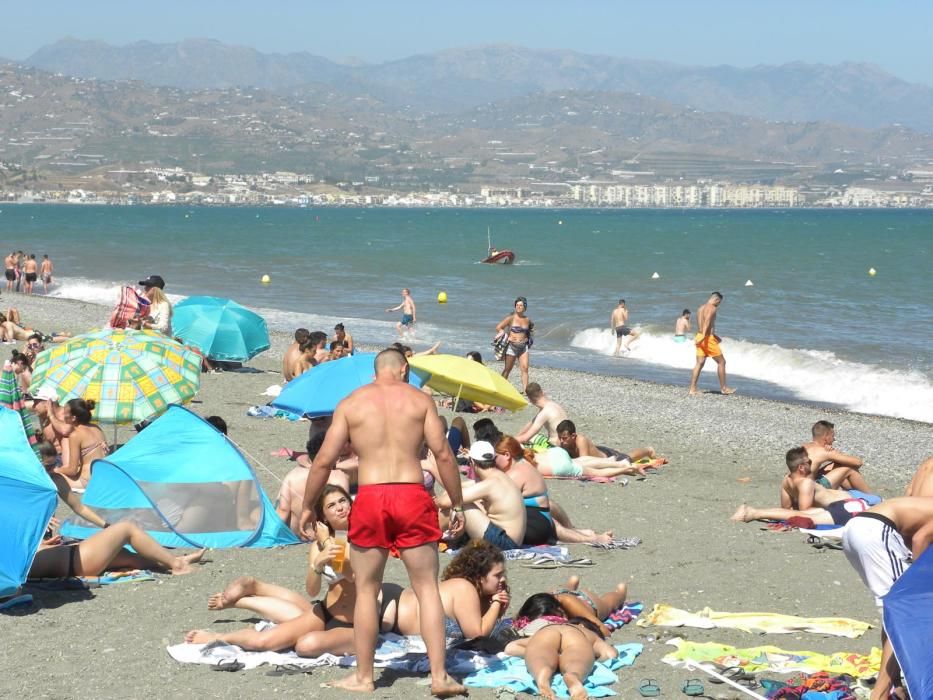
[2,292,930,699]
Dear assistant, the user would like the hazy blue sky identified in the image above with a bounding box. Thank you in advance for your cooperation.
[3,0,930,85]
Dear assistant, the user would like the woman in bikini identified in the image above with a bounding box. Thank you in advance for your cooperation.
[55,398,108,490]
[495,296,533,393]
[513,576,629,639]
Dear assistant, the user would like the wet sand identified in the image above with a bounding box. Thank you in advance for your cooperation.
[1,293,930,699]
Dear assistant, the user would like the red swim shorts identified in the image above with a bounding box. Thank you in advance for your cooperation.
[349,483,441,550]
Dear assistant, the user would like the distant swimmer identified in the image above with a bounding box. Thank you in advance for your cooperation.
[688,291,735,395]
[610,299,639,355]
[385,288,416,337]
[674,309,691,342]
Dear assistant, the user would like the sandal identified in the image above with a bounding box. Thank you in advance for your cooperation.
[709,666,758,687]
[682,678,704,696]
[212,659,245,672]
[638,679,661,697]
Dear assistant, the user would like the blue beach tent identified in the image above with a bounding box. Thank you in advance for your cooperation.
[0,407,57,597]
[884,547,933,700]
[61,406,299,549]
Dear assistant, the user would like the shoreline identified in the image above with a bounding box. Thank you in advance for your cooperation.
[2,290,930,698]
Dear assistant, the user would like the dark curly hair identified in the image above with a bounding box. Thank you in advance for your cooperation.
[441,539,506,598]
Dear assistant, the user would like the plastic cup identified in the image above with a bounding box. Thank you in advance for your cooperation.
[331,530,348,573]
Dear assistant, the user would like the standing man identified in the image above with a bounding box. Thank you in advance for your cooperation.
[40,254,54,294]
[386,288,416,336]
[299,349,466,696]
[674,309,691,342]
[610,299,639,355]
[22,255,38,295]
[688,292,735,395]
[4,251,16,292]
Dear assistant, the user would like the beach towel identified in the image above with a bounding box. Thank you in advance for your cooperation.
[463,643,642,698]
[763,671,860,700]
[662,638,881,679]
[246,405,301,421]
[637,604,870,638]
[26,570,156,590]
[604,602,643,632]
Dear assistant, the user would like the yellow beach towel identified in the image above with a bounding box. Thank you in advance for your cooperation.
[637,603,871,638]
[662,637,881,679]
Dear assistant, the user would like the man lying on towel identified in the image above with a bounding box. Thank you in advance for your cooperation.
[556,420,661,465]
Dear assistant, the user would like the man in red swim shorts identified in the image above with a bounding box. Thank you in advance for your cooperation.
[300,348,466,696]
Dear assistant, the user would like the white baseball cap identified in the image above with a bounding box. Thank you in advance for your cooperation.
[32,385,59,402]
[468,441,496,462]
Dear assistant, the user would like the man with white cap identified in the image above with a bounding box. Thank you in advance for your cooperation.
[436,440,526,551]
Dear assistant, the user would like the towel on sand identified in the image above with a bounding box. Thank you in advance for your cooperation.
[464,643,642,698]
[638,604,871,638]
[662,638,881,679]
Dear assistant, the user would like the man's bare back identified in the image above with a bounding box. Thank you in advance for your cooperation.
[867,497,933,547]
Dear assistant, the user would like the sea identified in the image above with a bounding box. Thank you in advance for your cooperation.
[2,205,931,423]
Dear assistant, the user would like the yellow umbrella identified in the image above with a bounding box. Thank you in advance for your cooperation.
[408,354,527,411]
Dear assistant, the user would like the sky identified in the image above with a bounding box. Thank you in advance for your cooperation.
[1,0,930,86]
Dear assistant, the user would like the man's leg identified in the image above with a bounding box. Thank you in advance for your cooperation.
[713,355,735,394]
[730,504,832,525]
[398,543,466,697]
[688,357,706,394]
[623,329,640,351]
[327,544,388,692]
[871,629,900,700]
[613,333,622,356]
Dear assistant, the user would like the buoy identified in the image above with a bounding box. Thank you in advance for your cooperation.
[651,272,660,279]
[261,274,271,284]
[745,279,754,287]
[868,267,877,277]
[558,220,563,225]
[437,291,448,304]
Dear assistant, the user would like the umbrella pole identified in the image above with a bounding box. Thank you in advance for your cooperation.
[451,384,463,418]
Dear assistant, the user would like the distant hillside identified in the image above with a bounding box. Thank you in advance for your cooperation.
[25,39,933,133]
[2,63,932,186]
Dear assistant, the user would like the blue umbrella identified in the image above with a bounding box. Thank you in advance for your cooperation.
[172,296,270,362]
[272,353,424,418]
[883,547,933,699]
[0,407,57,597]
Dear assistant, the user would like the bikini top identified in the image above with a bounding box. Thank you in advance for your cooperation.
[509,325,530,335]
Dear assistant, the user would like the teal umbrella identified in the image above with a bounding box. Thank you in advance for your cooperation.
[172,296,270,362]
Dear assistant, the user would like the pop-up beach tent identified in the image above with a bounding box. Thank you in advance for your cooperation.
[61,406,299,549]
[884,548,933,700]
[0,407,57,597]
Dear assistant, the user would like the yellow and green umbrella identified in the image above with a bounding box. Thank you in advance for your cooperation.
[408,354,528,411]
[30,328,201,424]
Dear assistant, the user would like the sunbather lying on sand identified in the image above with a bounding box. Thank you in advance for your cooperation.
[514,575,629,639]
[556,420,664,466]
[504,618,618,700]
[30,521,205,578]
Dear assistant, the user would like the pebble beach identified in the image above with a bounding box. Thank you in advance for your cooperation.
[2,292,931,699]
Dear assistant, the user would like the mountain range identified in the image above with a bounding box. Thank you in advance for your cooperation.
[22,38,933,134]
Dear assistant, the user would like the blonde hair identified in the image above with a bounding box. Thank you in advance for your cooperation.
[147,287,169,306]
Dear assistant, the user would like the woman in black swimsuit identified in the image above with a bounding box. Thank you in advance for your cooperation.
[495,297,533,393]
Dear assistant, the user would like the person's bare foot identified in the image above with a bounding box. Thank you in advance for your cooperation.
[431,674,468,698]
[730,504,751,523]
[172,549,208,575]
[592,531,614,545]
[721,387,736,395]
[688,389,700,396]
[563,673,587,700]
[325,673,375,693]
[207,576,255,608]
[185,629,222,644]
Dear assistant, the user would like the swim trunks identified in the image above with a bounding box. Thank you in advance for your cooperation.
[483,521,520,551]
[673,334,686,343]
[349,483,441,550]
[597,446,631,462]
[817,475,832,488]
[842,512,911,608]
[825,497,869,526]
[4,269,14,281]
[25,272,37,283]
[615,326,632,337]
[695,333,722,358]
[401,314,414,327]
[546,447,582,478]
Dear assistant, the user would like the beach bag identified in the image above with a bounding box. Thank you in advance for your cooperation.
[109,286,150,329]
[492,332,508,361]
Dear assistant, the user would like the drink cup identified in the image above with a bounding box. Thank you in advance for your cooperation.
[331,530,348,573]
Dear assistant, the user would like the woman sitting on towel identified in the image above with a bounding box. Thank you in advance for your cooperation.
[30,520,205,579]
[55,398,108,490]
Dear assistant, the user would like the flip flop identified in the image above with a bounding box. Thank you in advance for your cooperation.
[212,659,245,672]
[562,558,595,568]
[0,593,33,610]
[266,663,312,676]
[682,678,704,696]
[708,666,758,687]
[521,557,564,569]
[638,678,661,697]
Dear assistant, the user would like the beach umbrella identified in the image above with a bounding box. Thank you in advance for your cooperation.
[29,328,201,425]
[0,360,39,453]
[883,548,933,700]
[272,352,424,418]
[0,406,57,597]
[408,354,528,411]
[172,295,270,362]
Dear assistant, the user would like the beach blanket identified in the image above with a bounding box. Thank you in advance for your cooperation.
[604,602,643,632]
[662,638,881,679]
[246,405,301,421]
[26,570,156,590]
[762,671,860,700]
[637,604,870,638]
[463,643,643,698]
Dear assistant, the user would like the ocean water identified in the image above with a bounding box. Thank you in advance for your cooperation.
[2,205,931,422]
